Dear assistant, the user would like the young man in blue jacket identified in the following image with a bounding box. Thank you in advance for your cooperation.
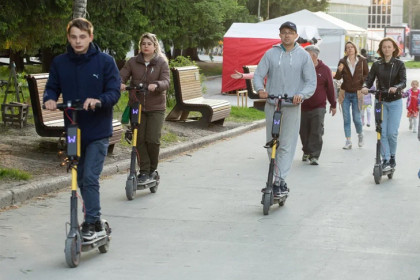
[44,18,121,240]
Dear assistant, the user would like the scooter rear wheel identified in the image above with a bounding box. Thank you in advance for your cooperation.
[65,233,81,268]
[373,165,382,184]
[125,176,137,200]
[262,193,272,215]
[98,222,111,253]
[150,173,160,193]
[387,172,394,179]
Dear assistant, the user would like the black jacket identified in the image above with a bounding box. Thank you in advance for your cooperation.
[363,57,406,102]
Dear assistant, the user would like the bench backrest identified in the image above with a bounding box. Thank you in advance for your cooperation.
[26,73,64,137]
[172,66,203,103]
[242,65,259,99]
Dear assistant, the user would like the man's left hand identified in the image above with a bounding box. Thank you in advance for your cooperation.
[293,94,303,105]
[330,107,337,116]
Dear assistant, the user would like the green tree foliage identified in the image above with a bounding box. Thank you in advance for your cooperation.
[246,0,328,20]
[87,0,148,62]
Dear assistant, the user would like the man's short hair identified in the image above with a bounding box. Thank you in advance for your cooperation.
[66,18,94,36]
[304,45,320,56]
[279,21,297,33]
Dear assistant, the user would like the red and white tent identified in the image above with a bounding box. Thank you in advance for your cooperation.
[222,23,318,93]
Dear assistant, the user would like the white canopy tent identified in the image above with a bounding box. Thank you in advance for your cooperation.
[222,23,319,93]
[260,9,368,71]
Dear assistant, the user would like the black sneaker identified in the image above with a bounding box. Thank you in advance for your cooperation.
[280,182,289,195]
[81,222,97,241]
[382,160,391,172]
[273,183,281,197]
[138,172,150,183]
[94,220,106,237]
[149,170,158,180]
[389,155,396,168]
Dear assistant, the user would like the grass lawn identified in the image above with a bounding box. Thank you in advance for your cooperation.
[196,61,222,76]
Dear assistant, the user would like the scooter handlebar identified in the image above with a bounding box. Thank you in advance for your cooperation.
[42,100,102,111]
[125,83,148,91]
[267,94,297,104]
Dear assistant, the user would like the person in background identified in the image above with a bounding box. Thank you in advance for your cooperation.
[334,41,369,150]
[403,80,420,133]
[300,45,336,166]
[361,37,406,171]
[361,87,374,127]
[120,33,170,184]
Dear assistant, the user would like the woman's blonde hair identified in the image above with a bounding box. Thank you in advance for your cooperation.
[138,32,167,61]
[377,37,400,58]
[344,41,358,56]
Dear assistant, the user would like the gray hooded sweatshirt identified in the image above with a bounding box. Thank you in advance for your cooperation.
[253,43,316,104]
[253,43,316,183]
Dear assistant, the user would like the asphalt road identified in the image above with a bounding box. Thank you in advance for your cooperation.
[1,94,420,279]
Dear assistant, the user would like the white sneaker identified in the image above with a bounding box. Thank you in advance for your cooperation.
[358,133,364,147]
[343,140,352,150]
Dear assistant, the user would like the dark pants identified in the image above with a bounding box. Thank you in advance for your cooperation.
[137,110,165,173]
[77,138,109,224]
[299,108,326,159]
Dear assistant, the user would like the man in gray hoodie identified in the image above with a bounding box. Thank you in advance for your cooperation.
[253,21,316,197]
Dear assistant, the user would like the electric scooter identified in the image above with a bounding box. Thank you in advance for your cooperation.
[44,100,111,267]
[261,94,295,215]
[124,84,159,200]
[369,89,395,184]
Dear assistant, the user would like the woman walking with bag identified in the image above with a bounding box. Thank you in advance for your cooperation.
[334,41,369,149]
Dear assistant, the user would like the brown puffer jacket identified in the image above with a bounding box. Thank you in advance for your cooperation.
[334,55,368,93]
[120,53,170,111]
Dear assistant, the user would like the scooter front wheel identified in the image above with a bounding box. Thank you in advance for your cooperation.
[65,233,81,268]
[373,165,382,184]
[262,192,272,215]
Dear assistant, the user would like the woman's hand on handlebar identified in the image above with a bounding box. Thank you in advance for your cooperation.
[361,87,369,95]
[83,98,101,111]
[148,83,158,92]
[120,83,126,91]
[388,87,398,94]
[44,100,57,111]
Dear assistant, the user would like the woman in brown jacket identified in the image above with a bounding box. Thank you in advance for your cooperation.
[334,41,369,150]
[120,33,170,183]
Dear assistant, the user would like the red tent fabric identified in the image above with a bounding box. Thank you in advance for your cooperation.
[222,23,318,93]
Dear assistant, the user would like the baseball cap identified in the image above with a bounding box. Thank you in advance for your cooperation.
[279,21,297,33]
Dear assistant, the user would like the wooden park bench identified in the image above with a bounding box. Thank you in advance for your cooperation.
[26,73,123,153]
[241,65,266,111]
[165,66,231,125]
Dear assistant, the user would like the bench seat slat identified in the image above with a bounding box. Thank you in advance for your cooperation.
[26,73,123,151]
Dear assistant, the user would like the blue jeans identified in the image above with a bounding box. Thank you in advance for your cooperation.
[77,138,109,224]
[378,98,402,160]
[342,92,363,138]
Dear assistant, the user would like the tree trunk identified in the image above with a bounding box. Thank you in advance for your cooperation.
[73,0,87,18]
[173,48,182,59]
[9,50,24,73]
[40,48,58,73]
[184,48,200,61]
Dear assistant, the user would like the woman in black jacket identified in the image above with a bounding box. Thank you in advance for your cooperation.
[361,37,406,171]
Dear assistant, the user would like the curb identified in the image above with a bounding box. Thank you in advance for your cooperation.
[0,120,265,209]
